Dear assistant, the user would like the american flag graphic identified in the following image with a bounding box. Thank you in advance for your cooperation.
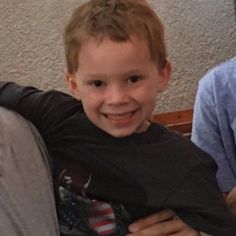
[89,200,116,235]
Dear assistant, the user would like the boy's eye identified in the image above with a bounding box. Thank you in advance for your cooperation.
[128,75,142,83]
[90,80,104,87]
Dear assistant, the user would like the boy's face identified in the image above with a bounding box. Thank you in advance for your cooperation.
[67,36,171,138]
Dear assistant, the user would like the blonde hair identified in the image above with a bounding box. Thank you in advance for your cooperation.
[64,0,167,74]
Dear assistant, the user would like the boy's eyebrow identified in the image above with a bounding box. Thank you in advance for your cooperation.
[83,73,108,80]
[123,69,144,75]
[84,69,145,79]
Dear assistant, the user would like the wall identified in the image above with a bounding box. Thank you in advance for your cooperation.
[0,0,235,113]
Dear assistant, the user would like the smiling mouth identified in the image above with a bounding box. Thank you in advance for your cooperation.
[104,110,136,120]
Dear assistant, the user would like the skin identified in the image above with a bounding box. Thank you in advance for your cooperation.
[226,186,236,216]
[66,35,170,137]
[128,210,200,236]
[128,210,201,236]
[66,35,200,235]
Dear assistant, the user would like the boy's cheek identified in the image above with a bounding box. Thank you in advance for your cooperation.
[72,90,81,100]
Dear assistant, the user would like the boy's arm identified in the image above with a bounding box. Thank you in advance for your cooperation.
[0,82,44,115]
[128,209,201,236]
[163,160,236,235]
[0,81,80,136]
[128,153,226,235]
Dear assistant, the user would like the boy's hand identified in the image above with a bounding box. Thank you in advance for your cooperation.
[226,186,236,216]
[127,209,200,236]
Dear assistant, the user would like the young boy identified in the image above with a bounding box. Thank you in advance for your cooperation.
[0,0,236,235]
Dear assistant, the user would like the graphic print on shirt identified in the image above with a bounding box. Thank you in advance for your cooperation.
[57,163,131,236]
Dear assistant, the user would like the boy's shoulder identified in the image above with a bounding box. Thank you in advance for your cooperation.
[149,122,217,170]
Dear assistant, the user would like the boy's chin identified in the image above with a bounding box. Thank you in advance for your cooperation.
[104,128,135,138]
[102,122,149,138]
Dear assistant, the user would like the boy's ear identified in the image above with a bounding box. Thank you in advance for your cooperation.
[157,60,171,92]
[65,72,80,98]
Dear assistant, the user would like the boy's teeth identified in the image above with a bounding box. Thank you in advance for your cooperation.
[106,112,132,120]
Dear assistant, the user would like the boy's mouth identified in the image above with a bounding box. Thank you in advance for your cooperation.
[103,110,136,121]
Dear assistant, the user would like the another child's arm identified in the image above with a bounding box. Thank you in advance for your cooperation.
[191,75,236,193]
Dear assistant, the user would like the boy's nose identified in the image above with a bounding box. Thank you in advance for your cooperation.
[105,86,128,105]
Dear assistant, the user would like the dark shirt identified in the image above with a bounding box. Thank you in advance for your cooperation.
[1,82,236,236]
